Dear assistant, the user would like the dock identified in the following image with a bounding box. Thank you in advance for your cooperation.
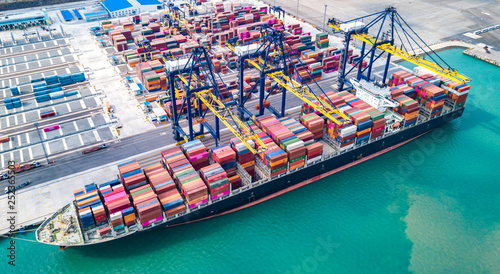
[391,40,500,68]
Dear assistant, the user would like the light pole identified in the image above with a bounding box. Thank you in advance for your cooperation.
[322,5,327,31]
[296,0,299,18]
[34,123,50,164]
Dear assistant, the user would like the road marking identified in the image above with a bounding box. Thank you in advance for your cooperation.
[78,134,84,145]
[6,117,9,127]
[22,113,26,124]
[18,136,22,147]
[59,127,64,136]
[73,121,79,131]
[88,117,94,128]
[28,147,33,160]
[14,114,18,126]
[66,103,71,112]
[42,130,47,140]
[26,132,30,145]
[0,154,4,168]
[62,138,68,150]
[44,142,51,155]
[20,149,24,163]
[10,151,14,162]
[80,100,86,109]
[93,130,101,141]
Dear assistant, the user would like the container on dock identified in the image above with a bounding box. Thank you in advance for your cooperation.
[0,136,10,143]
[43,124,60,132]
[40,110,56,120]
[10,86,19,96]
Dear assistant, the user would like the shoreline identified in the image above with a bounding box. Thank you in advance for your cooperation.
[391,40,500,67]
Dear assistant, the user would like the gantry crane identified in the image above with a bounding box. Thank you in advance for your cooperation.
[229,27,351,126]
[328,6,470,90]
[166,46,267,154]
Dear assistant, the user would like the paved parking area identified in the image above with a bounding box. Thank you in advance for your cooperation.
[0,113,115,168]
[0,36,117,166]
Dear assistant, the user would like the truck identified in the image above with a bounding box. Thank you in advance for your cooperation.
[12,162,42,173]
[0,173,9,181]
[4,181,31,194]
[82,143,107,154]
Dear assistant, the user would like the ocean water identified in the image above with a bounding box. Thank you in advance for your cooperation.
[2,48,499,273]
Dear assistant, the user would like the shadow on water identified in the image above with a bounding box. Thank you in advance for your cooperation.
[72,216,226,259]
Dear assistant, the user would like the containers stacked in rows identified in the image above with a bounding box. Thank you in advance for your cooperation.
[255,115,292,176]
[181,139,209,171]
[118,160,147,191]
[300,113,324,140]
[297,113,325,162]
[3,97,21,109]
[130,184,163,227]
[278,117,313,170]
[315,32,329,49]
[199,163,231,200]
[439,77,469,109]
[230,138,256,178]
[211,145,243,189]
[319,91,359,150]
[10,86,19,96]
[144,164,186,217]
[415,83,446,118]
[101,180,136,230]
[300,50,323,82]
[162,147,208,209]
[74,184,101,232]
[33,81,50,103]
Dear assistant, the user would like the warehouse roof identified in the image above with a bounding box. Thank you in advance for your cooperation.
[101,0,133,12]
[136,0,162,5]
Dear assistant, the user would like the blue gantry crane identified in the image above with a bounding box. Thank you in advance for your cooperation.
[328,6,470,91]
[228,26,350,126]
[166,46,268,154]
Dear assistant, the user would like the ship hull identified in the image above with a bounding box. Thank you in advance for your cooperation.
[57,107,464,247]
[165,108,463,226]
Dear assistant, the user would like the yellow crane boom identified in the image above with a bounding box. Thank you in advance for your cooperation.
[328,22,470,84]
[177,74,267,154]
[246,58,351,126]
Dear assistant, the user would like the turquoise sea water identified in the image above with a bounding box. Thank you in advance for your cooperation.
[2,48,499,273]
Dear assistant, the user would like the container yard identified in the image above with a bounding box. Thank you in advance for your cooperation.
[0,29,118,169]
[0,0,481,254]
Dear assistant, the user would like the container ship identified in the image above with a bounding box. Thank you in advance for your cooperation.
[34,5,471,248]
[35,71,469,247]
